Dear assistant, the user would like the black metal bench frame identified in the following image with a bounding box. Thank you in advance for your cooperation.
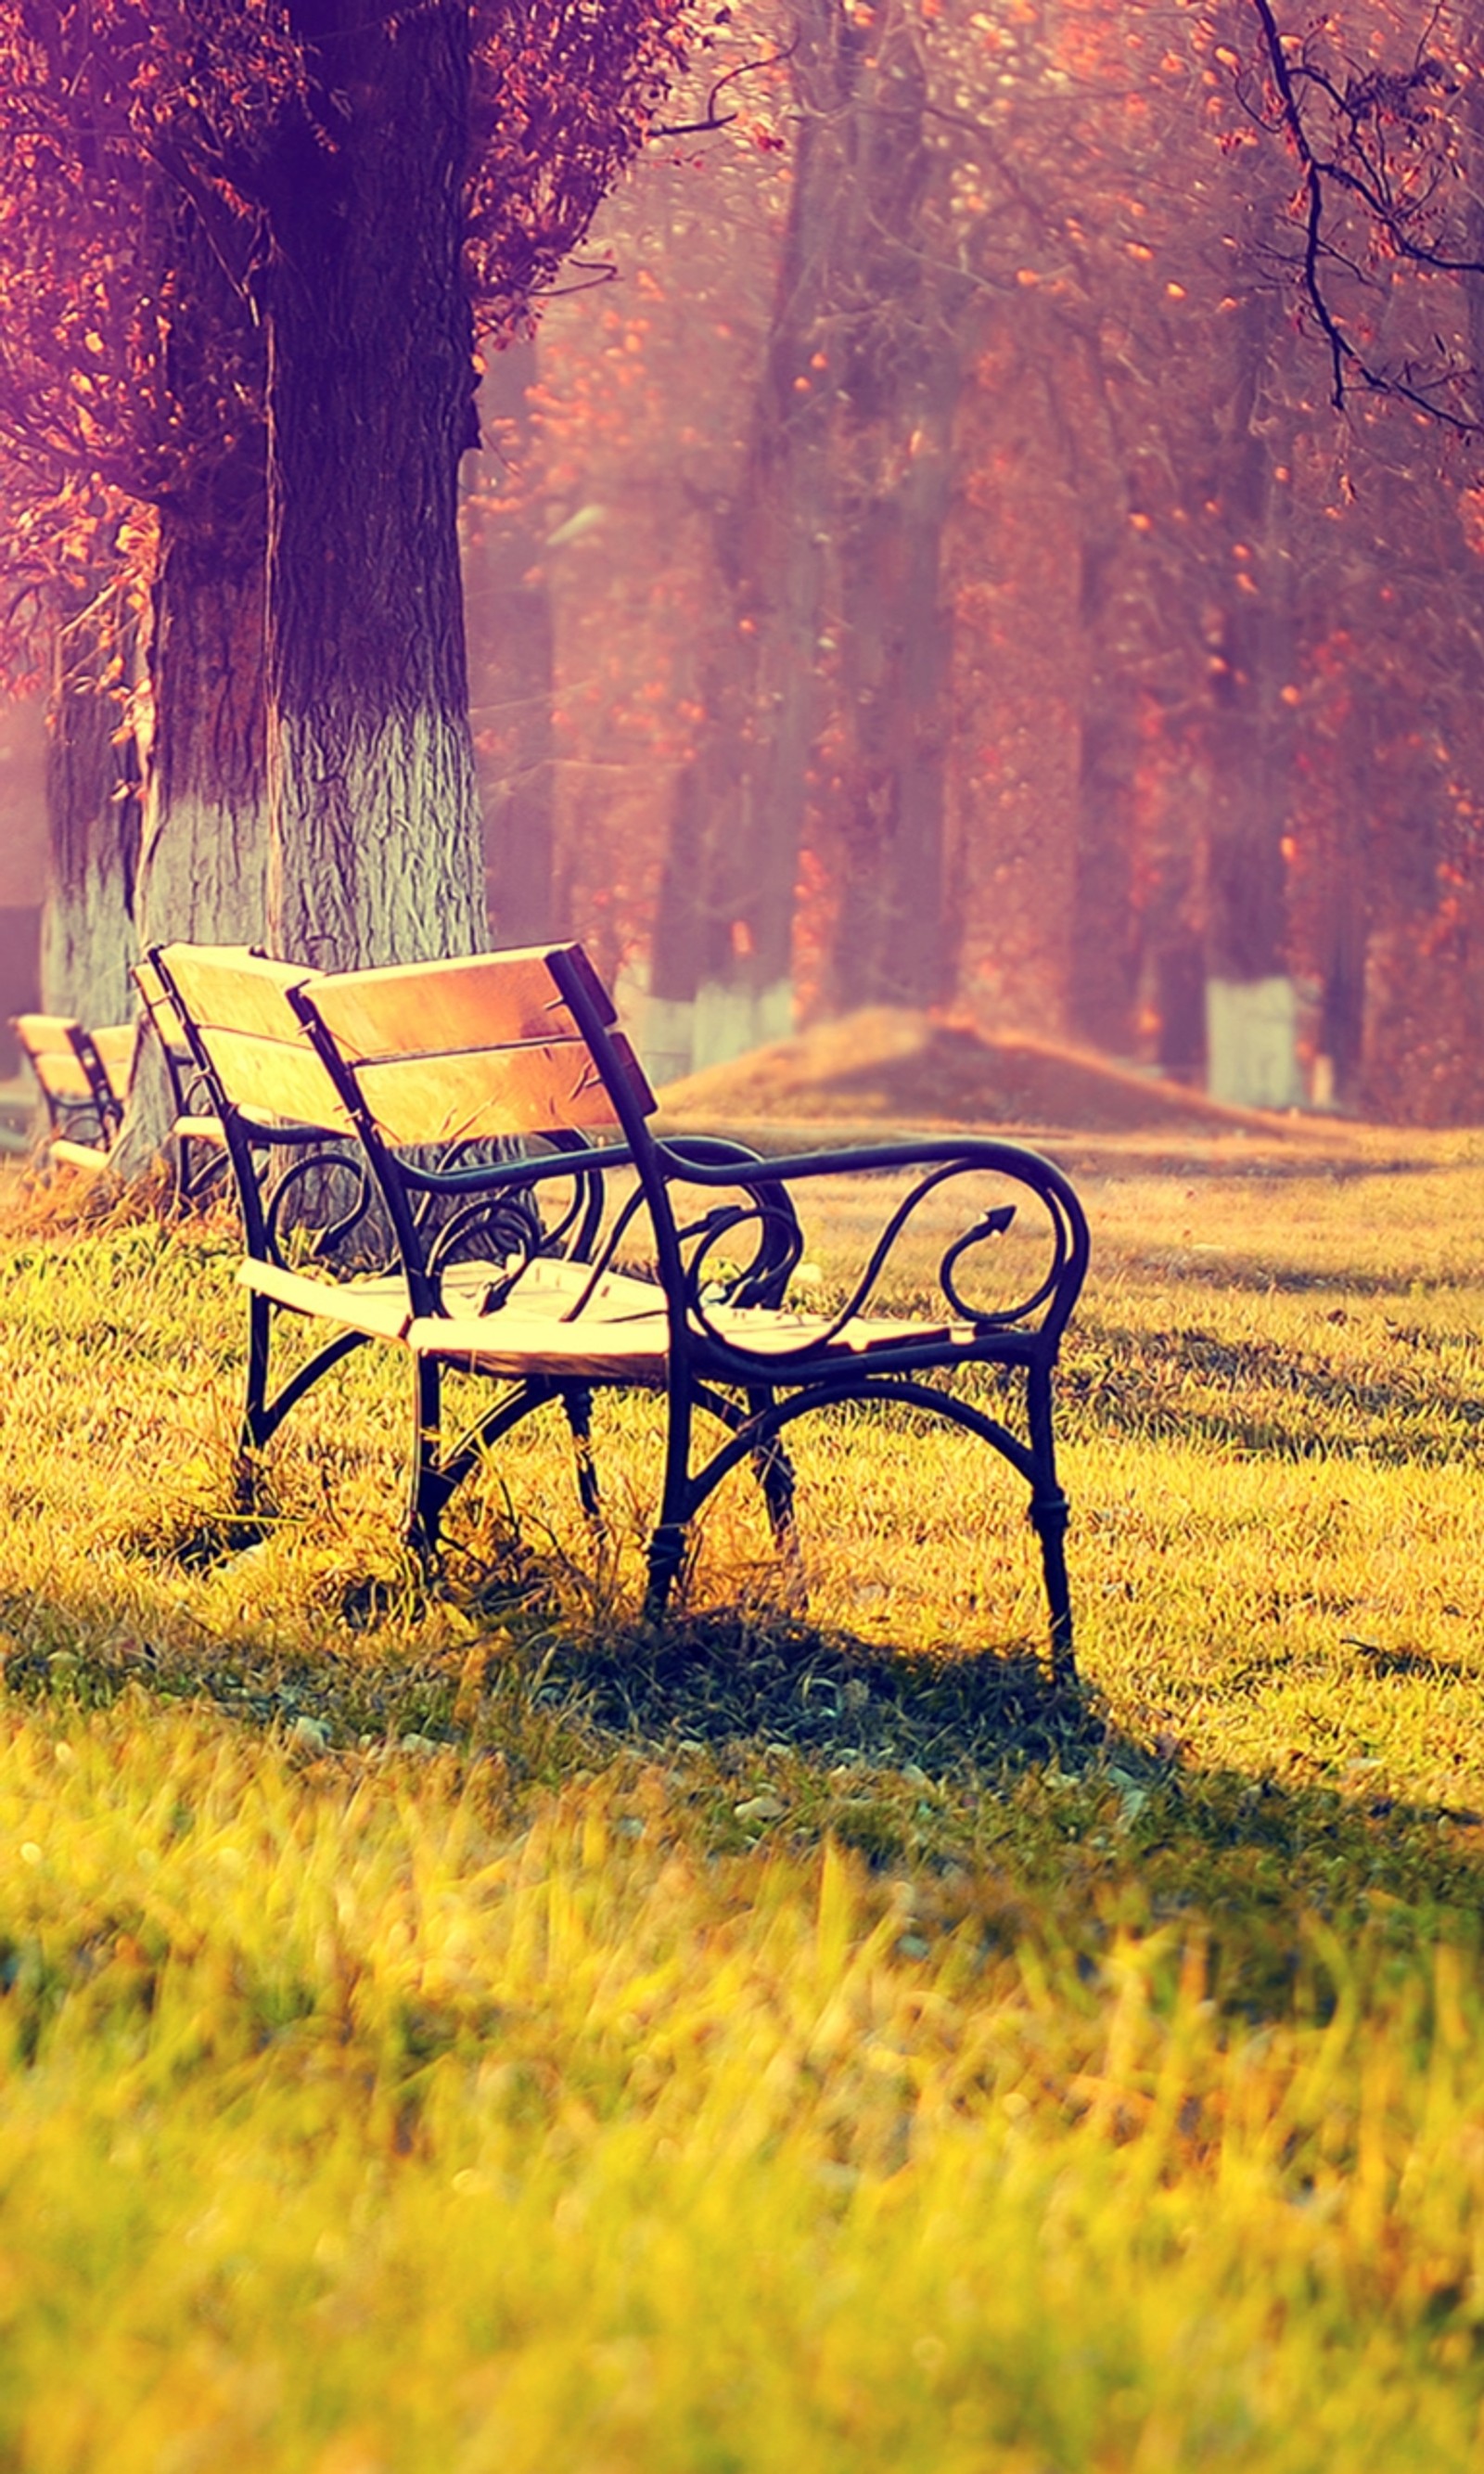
[291,947,1090,1677]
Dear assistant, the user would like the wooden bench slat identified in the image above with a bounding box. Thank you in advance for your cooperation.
[92,1024,138,1102]
[307,944,616,1060]
[194,1024,352,1134]
[408,1309,671,1381]
[156,949,351,1134]
[496,1257,663,1318]
[237,1261,413,1341]
[132,955,188,1051]
[26,1053,95,1102]
[407,1295,968,1380]
[158,947,323,1046]
[301,950,654,1147]
[11,1016,96,1102]
[351,1043,621,1147]
[49,1136,113,1173]
[12,1012,84,1048]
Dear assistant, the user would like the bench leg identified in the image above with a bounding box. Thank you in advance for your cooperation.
[645,1374,697,1621]
[645,1522,687,1620]
[241,1290,271,1452]
[233,1290,273,1511]
[561,1385,603,1528]
[408,1357,445,1562]
[1027,1365,1075,1686]
[748,1390,804,1609]
[1030,1488,1075,1686]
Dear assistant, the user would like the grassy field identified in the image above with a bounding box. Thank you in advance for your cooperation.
[3,1140,1484,2468]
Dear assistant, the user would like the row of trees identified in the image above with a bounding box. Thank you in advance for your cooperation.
[6,0,1484,1125]
[468,0,1484,1120]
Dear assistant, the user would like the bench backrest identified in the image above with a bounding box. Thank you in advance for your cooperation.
[132,953,196,1071]
[294,944,655,1147]
[90,1024,138,1106]
[149,946,352,1134]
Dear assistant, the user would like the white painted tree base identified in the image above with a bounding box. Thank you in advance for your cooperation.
[636,981,796,1090]
[694,978,795,1072]
[1206,976,1301,1110]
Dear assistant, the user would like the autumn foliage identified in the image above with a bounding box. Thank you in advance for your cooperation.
[0,0,691,638]
[471,0,1484,1122]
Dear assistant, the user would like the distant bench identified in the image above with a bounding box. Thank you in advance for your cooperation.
[8,1013,136,1173]
[12,961,225,1198]
[152,940,1092,1674]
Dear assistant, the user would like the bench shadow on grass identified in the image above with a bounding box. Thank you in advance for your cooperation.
[11,1548,1484,2014]
[500,1603,1110,1780]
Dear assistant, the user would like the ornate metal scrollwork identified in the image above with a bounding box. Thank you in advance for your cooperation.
[681,1199,804,1314]
[676,1157,1075,1358]
[938,1198,1070,1329]
[427,1192,546,1310]
[263,1146,380,1272]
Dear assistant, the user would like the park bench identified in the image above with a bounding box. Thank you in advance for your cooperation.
[12,970,227,1199]
[131,954,233,1199]
[152,940,1091,1675]
[9,1012,136,1173]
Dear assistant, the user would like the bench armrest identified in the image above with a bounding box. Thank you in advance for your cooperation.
[651,1133,1089,1350]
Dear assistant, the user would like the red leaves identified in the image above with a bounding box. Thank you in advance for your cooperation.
[465,0,692,338]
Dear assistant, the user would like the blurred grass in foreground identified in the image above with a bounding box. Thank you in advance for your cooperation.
[1,1147,1484,2468]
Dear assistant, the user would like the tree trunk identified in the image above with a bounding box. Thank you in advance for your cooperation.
[134,516,268,955]
[41,589,140,1026]
[828,383,956,1012]
[650,0,963,1065]
[1067,530,1142,1055]
[464,339,556,944]
[262,0,484,972]
[647,0,850,1071]
[821,11,958,1016]
[1200,282,1300,1107]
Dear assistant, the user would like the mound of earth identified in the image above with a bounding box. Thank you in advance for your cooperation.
[657,1006,1318,1139]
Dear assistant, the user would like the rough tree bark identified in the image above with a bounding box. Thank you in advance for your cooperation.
[260,0,484,972]
[134,516,268,957]
[41,583,140,1026]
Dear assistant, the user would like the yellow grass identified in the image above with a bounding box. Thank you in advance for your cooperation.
[2,1143,1484,2468]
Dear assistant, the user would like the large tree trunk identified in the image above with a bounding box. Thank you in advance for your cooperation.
[109,506,272,1175]
[262,0,484,972]
[650,0,962,1069]
[646,6,840,1074]
[1067,528,1142,1056]
[828,372,956,1013]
